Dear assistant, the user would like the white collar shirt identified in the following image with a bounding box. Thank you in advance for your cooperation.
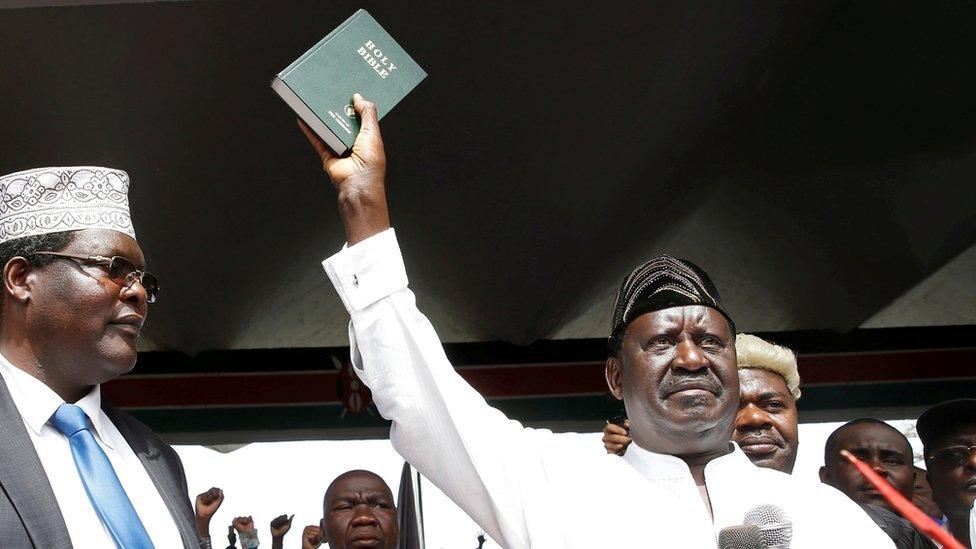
[624,441,898,547]
[0,353,184,549]
[322,228,895,549]
[970,504,975,548]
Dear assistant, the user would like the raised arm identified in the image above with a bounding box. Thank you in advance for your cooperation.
[194,487,223,543]
[269,514,293,549]
[300,96,553,547]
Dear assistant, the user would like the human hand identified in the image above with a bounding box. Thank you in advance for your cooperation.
[232,516,255,533]
[194,487,224,521]
[301,525,322,549]
[603,420,632,456]
[298,93,389,245]
[270,514,294,538]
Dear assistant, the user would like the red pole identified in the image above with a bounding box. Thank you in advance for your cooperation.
[840,450,966,549]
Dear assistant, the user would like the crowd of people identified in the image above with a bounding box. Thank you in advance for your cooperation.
[0,92,972,548]
[190,469,399,549]
[186,330,973,549]
[304,95,976,548]
[601,333,974,549]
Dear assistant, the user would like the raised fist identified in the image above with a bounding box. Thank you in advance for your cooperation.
[232,515,255,533]
[270,514,294,538]
[194,487,224,520]
[301,524,322,549]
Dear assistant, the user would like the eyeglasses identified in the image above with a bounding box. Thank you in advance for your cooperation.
[34,251,159,304]
[928,445,976,469]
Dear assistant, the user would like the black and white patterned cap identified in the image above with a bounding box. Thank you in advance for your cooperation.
[0,166,135,244]
[608,254,734,350]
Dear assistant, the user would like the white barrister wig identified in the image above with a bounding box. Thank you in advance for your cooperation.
[0,166,136,244]
[735,333,802,400]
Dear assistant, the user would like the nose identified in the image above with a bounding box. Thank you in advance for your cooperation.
[965,448,976,471]
[735,403,771,431]
[866,457,889,477]
[672,337,708,372]
[119,277,149,311]
[350,508,379,526]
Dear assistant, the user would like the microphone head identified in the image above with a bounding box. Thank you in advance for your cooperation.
[744,504,793,548]
[718,524,768,549]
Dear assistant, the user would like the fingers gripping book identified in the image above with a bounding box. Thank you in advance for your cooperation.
[272,9,427,155]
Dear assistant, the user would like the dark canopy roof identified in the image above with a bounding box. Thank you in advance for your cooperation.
[2,1,974,355]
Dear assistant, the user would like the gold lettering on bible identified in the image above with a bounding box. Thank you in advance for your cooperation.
[357,40,398,79]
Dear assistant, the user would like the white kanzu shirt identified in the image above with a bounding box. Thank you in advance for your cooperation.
[970,504,975,547]
[0,354,184,549]
[323,228,895,549]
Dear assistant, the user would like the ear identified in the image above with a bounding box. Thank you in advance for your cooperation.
[605,356,624,400]
[818,465,828,483]
[3,257,33,305]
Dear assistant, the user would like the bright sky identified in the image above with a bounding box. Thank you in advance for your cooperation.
[176,419,922,549]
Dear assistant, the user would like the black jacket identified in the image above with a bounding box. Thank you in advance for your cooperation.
[862,504,938,549]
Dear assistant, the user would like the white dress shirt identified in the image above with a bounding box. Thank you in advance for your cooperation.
[0,354,184,549]
[323,228,895,549]
[970,504,974,547]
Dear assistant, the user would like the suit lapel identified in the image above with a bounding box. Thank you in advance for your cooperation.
[0,375,72,548]
[103,404,199,549]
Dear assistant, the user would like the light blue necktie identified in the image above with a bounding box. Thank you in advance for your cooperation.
[50,403,154,549]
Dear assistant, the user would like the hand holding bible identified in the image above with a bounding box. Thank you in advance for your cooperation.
[299,92,390,245]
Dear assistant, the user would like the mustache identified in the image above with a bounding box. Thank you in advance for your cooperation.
[657,371,724,399]
[734,429,786,447]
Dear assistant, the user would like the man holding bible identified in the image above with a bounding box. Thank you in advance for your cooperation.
[301,94,893,548]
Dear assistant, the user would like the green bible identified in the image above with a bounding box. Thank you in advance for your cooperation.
[272,9,427,155]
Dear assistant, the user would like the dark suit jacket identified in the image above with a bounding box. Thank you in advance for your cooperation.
[862,504,938,549]
[0,375,201,548]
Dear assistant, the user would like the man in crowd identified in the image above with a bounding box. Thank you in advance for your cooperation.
[916,399,976,548]
[300,95,893,547]
[320,469,398,549]
[821,419,936,548]
[605,335,935,548]
[820,419,916,512]
[912,465,944,521]
[728,333,802,473]
[0,167,198,547]
[603,333,801,474]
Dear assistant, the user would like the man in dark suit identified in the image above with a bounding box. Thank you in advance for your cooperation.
[0,166,199,548]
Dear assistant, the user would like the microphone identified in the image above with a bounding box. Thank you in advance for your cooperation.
[718,525,767,549]
[744,504,793,548]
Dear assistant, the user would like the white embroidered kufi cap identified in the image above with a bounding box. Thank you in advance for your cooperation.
[0,166,136,244]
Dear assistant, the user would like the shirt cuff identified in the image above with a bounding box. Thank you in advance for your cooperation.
[322,228,408,313]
